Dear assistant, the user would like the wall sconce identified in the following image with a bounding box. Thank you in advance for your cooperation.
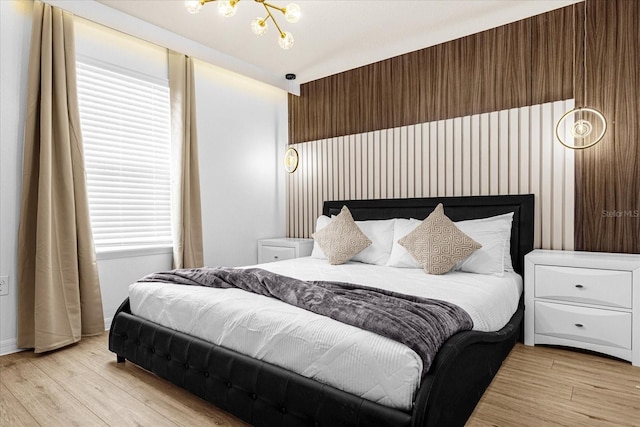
[284,147,299,173]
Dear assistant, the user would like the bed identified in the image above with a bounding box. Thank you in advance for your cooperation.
[109,194,534,426]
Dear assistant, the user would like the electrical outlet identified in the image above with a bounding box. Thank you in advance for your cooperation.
[0,276,8,296]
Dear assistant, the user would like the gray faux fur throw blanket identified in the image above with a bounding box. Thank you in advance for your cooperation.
[140,267,473,376]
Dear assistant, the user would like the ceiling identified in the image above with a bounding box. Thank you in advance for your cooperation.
[93,0,581,92]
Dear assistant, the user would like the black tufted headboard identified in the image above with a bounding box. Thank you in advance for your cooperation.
[323,194,535,275]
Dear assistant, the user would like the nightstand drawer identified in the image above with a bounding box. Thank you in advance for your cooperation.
[535,301,632,350]
[261,246,296,262]
[535,265,632,309]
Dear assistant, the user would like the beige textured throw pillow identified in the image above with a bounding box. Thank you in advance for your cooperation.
[312,206,372,265]
[399,203,482,275]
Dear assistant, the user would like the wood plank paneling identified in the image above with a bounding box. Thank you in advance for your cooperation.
[288,0,639,254]
[574,0,640,253]
[287,101,575,253]
[530,5,576,105]
[289,15,533,143]
[288,8,577,145]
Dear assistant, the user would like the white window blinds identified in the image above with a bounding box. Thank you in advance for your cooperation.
[76,60,172,248]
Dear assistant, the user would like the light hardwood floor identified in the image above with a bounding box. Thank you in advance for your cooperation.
[1,333,638,426]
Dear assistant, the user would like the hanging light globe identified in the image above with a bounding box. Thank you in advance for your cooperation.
[284,4,301,23]
[184,0,203,14]
[278,31,294,49]
[251,18,268,36]
[218,0,237,17]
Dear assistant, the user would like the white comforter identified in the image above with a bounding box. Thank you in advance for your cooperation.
[129,257,522,410]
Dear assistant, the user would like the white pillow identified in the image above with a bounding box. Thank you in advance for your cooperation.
[310,215,331,258]
[386,212,514,275]
[386,218,422,268]
[454,213,514,275]
[311,216,396,266]
[352,219,396,265]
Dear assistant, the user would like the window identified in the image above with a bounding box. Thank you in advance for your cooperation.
[76,59,172,249]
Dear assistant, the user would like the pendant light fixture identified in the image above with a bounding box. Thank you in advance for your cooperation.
[184,0,301,50]
[555,0,606,149]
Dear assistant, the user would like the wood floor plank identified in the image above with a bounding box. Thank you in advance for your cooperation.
[1,359,107,426]
[62,371,180,427]
[470,343,640,427]
[572,381,640,407]
[501,343,555,369]
[0,350,36,367]
[550,357,640,391]
[129,372,248,427]
[29,343,93,381]
[473,390,625,427]
[569,386,640,427]
[0,383,39,427]
[490,365,573,400]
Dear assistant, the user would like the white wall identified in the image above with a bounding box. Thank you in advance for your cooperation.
[195,60,287,267]
[97,248,173,329]
[0,0,33,355]
[0,0,287,354]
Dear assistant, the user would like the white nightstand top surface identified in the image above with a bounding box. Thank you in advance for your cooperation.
[259,237,313,245]
[526,249,640,271]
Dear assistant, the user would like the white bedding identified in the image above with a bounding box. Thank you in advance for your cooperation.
[129,257,522,410]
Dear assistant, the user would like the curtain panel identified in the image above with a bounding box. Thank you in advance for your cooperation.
[169,51,204,268]
[17,1,104,353]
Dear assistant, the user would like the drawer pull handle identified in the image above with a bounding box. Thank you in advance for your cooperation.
[274,256,279,259]
[575,323,584,328]
[575,284,584,289]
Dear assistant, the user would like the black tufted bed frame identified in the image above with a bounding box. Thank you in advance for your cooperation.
[109,194,534,427]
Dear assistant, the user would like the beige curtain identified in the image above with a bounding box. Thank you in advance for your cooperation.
[17,1,104,353]
[169,51,204,268]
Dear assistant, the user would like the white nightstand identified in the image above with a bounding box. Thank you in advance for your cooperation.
[257,237,314,264]
[524,249,640,366]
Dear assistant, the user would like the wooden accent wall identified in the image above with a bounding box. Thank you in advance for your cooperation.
[287,0,639,254]
[288,8,575,144]
[573,0,640,253]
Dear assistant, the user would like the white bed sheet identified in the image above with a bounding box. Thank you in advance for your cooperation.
[129,257,522,410]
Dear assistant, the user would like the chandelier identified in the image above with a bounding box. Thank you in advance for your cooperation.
[184,0,301,50]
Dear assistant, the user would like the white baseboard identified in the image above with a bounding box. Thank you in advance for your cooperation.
[0,338,20,356]
[104,316,112,331]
